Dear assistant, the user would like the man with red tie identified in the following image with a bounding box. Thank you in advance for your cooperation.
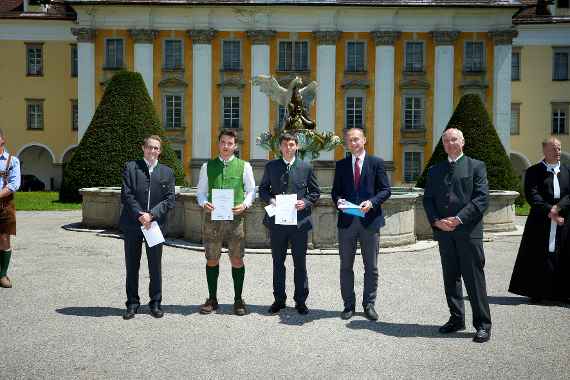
[331,127,391,320]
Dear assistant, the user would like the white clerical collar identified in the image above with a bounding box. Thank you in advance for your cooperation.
[351,151,366,165]
[219,155,235,165]
[144,158,158,172]
[448,153,464,163]
[543,160,560,172]
[282,157,296,167]
[0,150,8,159]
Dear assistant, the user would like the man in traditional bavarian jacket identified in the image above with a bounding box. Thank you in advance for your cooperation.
[0,128,21,288]
[196,130,256,316]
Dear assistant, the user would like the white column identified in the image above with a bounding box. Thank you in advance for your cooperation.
[130,30,156,99]
[371,31,400,163]
[431,31,459,149]
[72,28,96,141]
[490,29,518,153]
[189,29,217,159]
[314,31,339,161]
[248,30,275,160]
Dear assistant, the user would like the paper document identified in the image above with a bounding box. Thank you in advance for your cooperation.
[265,204,276,218]
[275,194,297,225]
[211,189,234,221]
[141,221,165,248]
[338,201,365,218]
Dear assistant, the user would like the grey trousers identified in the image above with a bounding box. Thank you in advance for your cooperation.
[339,218,379,308]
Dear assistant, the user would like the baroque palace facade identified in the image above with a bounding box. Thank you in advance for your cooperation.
[1,0,553,189]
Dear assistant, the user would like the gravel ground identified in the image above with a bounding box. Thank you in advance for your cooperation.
[1,211,568,379]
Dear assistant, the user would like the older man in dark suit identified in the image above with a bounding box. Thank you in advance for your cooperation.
[331,127,391,321]
[423,128,492,343]
[259,132,320,315]
[119,135,176,320]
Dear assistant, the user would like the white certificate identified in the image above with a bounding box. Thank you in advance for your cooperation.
[265,204,276,218]
[275,194,297,225]
[140,221,165,248]
[211,188,234,221]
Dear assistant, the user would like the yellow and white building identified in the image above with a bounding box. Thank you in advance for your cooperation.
[2,0,523,187]
[511,0,570,174]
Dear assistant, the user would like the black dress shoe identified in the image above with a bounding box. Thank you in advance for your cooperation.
[122,306,138,320]
[340,306,355,320]
[268,302,286,314]
[473,329,491,343]
[295,303,309,315]
[438,319,466,334]
[150,306,164,318]
[363,304,379,321]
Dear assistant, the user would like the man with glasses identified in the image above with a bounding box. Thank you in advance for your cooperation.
[120,135,176,320]
[423,128,492,343]
[259,133,320,315]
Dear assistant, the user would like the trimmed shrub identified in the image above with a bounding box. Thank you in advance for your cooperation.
[59,71,185,202]
[415,94,522,200]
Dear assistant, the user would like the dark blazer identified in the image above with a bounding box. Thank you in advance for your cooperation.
[423,155,489,239]
[119,160,176,231]
[331,154,391,231]
[258,158,320,232]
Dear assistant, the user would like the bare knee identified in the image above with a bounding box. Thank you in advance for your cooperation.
[230,256,243,268]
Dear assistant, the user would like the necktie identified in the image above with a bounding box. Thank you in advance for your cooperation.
[547,164,561,253]
[354,157,361,191]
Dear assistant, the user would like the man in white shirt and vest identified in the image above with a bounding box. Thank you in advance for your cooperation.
[196,130,256,316]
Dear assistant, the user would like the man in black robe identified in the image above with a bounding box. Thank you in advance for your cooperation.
[509,137,570,303]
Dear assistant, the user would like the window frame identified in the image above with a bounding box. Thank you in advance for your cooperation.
[510,103,521,136]
[464,40,486,73]
[162,93,184,130]
[345,94,365,130]
[402,94,425,131]
[221,39,242,71]
[403,150,423,184]
[404,40,425,73]
[552,102,569,135]
[511,50,521,81]
[70,43,78,78]
[222,95,241,129]
[104,38,125,69]
[552,47,570,81]
[346,40,366,73]
[278,40,310,72]
[163,38,184,70]
[71,99,78,131]
[26,99,44,130]
[26,43,43,76]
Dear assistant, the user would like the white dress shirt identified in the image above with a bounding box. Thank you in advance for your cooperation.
[0,150,21,192]
[351,151,366,176]
[196,155,256,208]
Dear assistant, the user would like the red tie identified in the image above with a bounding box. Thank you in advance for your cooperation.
[354,157,361,191]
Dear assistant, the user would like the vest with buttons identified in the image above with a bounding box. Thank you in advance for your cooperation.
[207,158,245,206]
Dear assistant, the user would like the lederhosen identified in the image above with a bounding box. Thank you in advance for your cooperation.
[0,154,16,235]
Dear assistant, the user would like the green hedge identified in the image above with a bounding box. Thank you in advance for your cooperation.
[59,71,185,202]
[416,94,521,201]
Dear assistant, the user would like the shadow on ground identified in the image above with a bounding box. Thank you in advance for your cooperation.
[346,320,474,339]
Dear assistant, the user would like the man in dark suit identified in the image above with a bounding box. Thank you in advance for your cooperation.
[259,132,321,315]
[423,128,492,343]
[331,127,391,321]
[119,135,176,320]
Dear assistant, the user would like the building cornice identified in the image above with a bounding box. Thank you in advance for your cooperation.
[246,30,276,45]
[430,30,460,45]
[128,28,158,43]
[187,28,217,44]
[370,30,401,46]
[312,31,342,45]
[489,28,519,45]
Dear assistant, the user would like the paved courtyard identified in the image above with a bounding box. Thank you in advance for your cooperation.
[1,211,569,379]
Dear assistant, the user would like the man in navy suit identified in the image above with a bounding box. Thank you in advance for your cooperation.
[119,135,176,320]
[259,133,321,315]
[332,127,391,320]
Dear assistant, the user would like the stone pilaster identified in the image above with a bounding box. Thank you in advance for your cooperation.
[187,29,218,44]
[370,30,401,46]
[71,27,96,43]
[246,30,276,45]
[128,29,158,43]
[489,29,519,45]
[312,30,342,45]
[430,30,460,46]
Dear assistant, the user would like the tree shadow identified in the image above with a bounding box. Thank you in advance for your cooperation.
[466,296,570,308]
[346,320,474,339]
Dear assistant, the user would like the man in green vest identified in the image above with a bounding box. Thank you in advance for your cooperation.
[196,130,256,316]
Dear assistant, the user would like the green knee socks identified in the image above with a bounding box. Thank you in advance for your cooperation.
[232,266,245,301]
[0,250,11,277]
[206,265,219,300]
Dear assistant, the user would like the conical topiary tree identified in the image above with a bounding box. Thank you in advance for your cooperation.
[59,70,185,202]
[416,94,521,200]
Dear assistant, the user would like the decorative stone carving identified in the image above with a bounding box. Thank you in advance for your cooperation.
[370,30,401,46]
[246,30,276,45]
[430,30,460,45]
[312,31,341,45]
[217,78,246,89]
[187,29,218,44]
[158,77,188,88]
[489,29,519,45]
[128,29,158,43]
[399,78,430,90]
[71,27,96,43]
[341,79,370,90]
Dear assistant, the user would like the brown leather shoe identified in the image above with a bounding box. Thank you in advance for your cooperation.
[233,299,247,316]
[200,298,219,314]
[0,276,12,288]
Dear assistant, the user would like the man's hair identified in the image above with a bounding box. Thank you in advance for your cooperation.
[443,128,464,141]
[345,127,366,137]
[279,132,298,145]
[144,135,162,146]
[542,136,561,148]
[218,129,238,142]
